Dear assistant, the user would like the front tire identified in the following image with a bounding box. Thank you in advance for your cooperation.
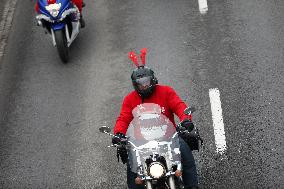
[54,29,69,63]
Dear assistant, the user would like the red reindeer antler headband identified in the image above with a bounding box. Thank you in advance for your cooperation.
[128,48,148,67]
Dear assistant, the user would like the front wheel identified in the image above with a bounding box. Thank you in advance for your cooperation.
[54,29,69,63]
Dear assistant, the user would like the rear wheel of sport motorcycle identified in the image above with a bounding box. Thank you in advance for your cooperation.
[54,29,69,63]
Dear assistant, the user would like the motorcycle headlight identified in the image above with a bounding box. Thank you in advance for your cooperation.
[45,3,62,18]
[148,162,166,179]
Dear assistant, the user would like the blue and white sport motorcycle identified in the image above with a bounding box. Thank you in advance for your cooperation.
[36,0,81,63]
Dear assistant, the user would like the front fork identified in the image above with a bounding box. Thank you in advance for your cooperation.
[168,175,176,189]
[51,29,56,46]
[50,24,69,47]
[143,164,153,189]
[146,181,153,189]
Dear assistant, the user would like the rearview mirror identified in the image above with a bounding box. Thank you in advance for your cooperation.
[99,126,111,134]
[184,107,196,115]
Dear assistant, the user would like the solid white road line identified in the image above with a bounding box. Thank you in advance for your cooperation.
[198,0,208,14]
[209,88,227,155]
[0,0,18,62]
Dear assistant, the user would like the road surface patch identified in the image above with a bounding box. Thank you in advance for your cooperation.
[0,0,18,62]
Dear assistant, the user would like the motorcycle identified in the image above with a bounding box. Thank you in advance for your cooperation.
[36,0,81,63]
[100,103,200,189]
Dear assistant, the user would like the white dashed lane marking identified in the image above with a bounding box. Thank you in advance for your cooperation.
[198,0,208,14]
[209,88,227,155]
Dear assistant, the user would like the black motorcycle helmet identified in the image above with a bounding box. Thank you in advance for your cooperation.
[131,66,158,98]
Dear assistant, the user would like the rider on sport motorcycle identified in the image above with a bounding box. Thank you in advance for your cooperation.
[35,0,86,28]
[112,48,199,189]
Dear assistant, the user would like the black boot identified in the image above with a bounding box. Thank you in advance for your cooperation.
[80,15,85,28]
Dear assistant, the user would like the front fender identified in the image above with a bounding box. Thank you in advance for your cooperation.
[51,22,66,31]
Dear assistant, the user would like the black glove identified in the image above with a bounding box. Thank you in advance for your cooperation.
[112,133,128,164]
[183,128,203,151]
[112,132,126,145]
[177,119,194,132]
[117,146,128,164]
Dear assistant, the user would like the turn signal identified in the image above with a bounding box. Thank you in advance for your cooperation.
[135,177,143,185]
[47,0,56,4]
[175,170,182,177]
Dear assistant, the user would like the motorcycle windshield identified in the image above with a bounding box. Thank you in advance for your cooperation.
[126,103,181,173]
[38,0,73,19]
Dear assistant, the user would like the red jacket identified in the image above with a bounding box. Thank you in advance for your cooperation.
[114,85,192,135]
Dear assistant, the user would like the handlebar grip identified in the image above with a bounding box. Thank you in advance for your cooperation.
[176,125,187,132]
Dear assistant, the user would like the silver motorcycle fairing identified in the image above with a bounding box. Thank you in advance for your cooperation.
[49,21,80,47]
[65,21,80,47]
[126,103,182,176]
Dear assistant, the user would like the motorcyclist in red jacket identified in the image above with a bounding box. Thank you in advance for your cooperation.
[35,0,85,28]
[112,49,199,189]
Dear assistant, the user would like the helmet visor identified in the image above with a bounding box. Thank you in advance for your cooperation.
[136,76,151,91]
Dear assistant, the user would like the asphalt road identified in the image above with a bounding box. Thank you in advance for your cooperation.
[0,0,283,188]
